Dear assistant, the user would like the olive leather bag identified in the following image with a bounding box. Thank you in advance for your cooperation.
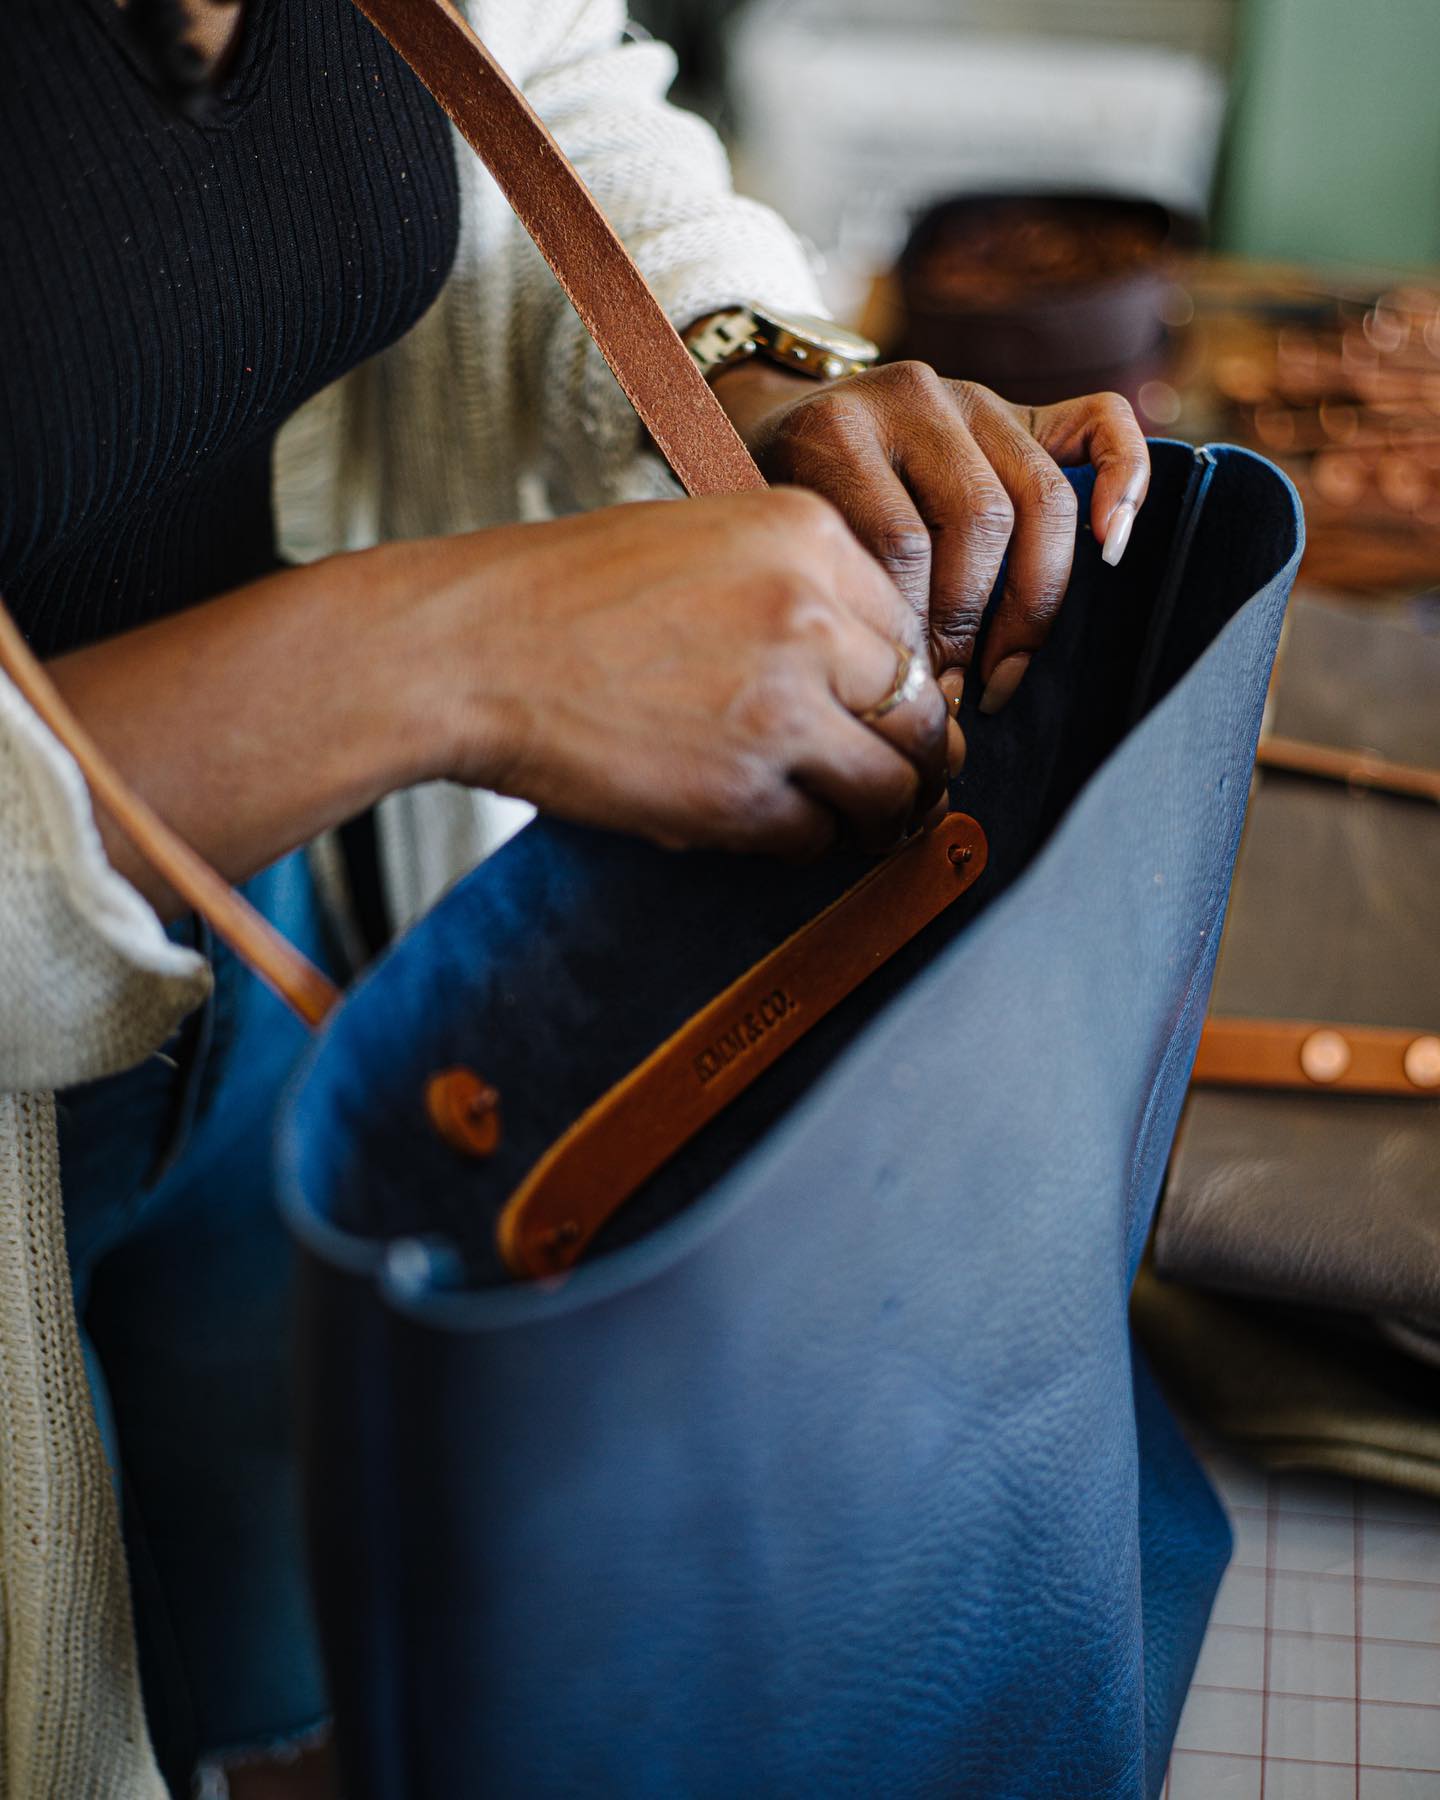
[1138,593,1440,1498]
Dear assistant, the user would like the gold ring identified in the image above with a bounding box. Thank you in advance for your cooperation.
[860,644,928,723]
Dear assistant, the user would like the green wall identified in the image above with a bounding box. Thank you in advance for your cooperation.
[1221,0,1440,269]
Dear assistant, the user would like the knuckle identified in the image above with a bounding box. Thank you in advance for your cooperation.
[873,517,932,577]
[963,485,1016,544]
[729,665,814,750]
[949,379,999,419]
[774,582,844,650]
[704,748,781,825]
[1092,389,1137,421]
[749,565,813,630]
[933,606,984,665]
[1015,586,1066,630]
[783,392,867,451]
[1025,464,1078,526]
[1005,565,1069,629]
[884,359,945,402]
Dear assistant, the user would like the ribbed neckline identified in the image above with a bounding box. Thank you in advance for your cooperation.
[77,0,281,132]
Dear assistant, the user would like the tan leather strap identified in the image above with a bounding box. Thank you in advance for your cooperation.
[1193,1017,1440,1097]
[494,813,989,1277]
[1191,735,1440,1096]
[0,603,342,1027]
[350,0,765,501]
[1255,733,1440,804]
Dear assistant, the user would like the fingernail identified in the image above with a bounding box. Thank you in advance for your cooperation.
[980,652,1030,715]
[946,717,967,776]
[938,669,965,718]
[1102,500,1136,568]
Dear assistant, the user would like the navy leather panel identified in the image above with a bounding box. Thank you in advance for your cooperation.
[280,443,1302,1798]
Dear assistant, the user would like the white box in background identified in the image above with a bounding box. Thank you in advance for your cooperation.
[726,0,1228,314]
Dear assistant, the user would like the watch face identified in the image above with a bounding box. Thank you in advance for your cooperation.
[752,306,879,363]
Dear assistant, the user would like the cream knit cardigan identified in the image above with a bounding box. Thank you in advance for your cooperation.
[0,3,821,1790]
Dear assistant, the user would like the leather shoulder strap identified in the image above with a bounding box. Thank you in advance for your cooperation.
[1194,734,1440,1098]
[0,606,342,1026]
[351,0,765,500]
[1255,733,1440,804]
[0,0,763,1025]
[1193,1017,1440,1097]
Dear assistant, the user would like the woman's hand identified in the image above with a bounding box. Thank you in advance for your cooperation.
[713,359,1150,718]
[431,488,950,858]
[51,486,951,913]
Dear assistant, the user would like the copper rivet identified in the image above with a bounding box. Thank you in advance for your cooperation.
[1299,1029,1351,1085]
[425,1068,502,1158]
[948,844,973,867]
[1403,1035,1440,1089]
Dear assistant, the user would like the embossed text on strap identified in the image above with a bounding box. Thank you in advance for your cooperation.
[497,814,989,1277]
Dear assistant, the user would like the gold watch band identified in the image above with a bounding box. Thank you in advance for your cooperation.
[685,307,878,384]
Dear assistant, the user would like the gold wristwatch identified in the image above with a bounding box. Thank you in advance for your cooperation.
[684,305,880,384]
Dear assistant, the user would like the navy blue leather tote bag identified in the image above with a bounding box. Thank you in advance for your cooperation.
[279,440,1302,1799]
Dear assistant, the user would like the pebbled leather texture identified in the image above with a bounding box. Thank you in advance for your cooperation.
[1158,594,1440,1328]
[279,443,1302,1799]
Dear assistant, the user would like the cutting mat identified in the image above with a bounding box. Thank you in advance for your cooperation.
[1167,1449,1440,1798]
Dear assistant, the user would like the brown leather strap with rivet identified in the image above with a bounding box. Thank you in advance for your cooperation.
[1193,733,1440,1101]
[1193,1017,1440,1097]
[495,813,988,1277]
[1255,733,1440,804]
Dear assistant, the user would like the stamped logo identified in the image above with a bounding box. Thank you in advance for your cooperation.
[693,988,797,1086]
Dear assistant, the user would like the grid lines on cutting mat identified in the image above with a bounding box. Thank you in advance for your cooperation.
[1164,1450,1440,1800]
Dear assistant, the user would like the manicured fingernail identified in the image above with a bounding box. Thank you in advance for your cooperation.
[938,669,965,717]
[946,717,967,776]
[1102,500,1136,568]
[980,652,1030,715]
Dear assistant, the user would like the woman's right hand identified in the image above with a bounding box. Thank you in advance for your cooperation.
[425,487,951,859]
[46,488,951,917]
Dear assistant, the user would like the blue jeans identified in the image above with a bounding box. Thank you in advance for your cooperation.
[58,852,335,1773]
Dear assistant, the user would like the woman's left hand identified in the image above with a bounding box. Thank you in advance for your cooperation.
[714,360,1150,719]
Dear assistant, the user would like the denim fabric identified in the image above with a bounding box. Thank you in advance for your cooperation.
[282,444,1303,1799]
[58,852,334,1781]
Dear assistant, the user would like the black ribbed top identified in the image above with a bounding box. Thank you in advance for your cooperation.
[0,0,459,657]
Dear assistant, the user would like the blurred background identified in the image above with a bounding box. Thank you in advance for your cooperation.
[633,0,1440,595]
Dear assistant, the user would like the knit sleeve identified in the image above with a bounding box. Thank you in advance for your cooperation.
[0,671,209,1096]
[0,1090,170,1799]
